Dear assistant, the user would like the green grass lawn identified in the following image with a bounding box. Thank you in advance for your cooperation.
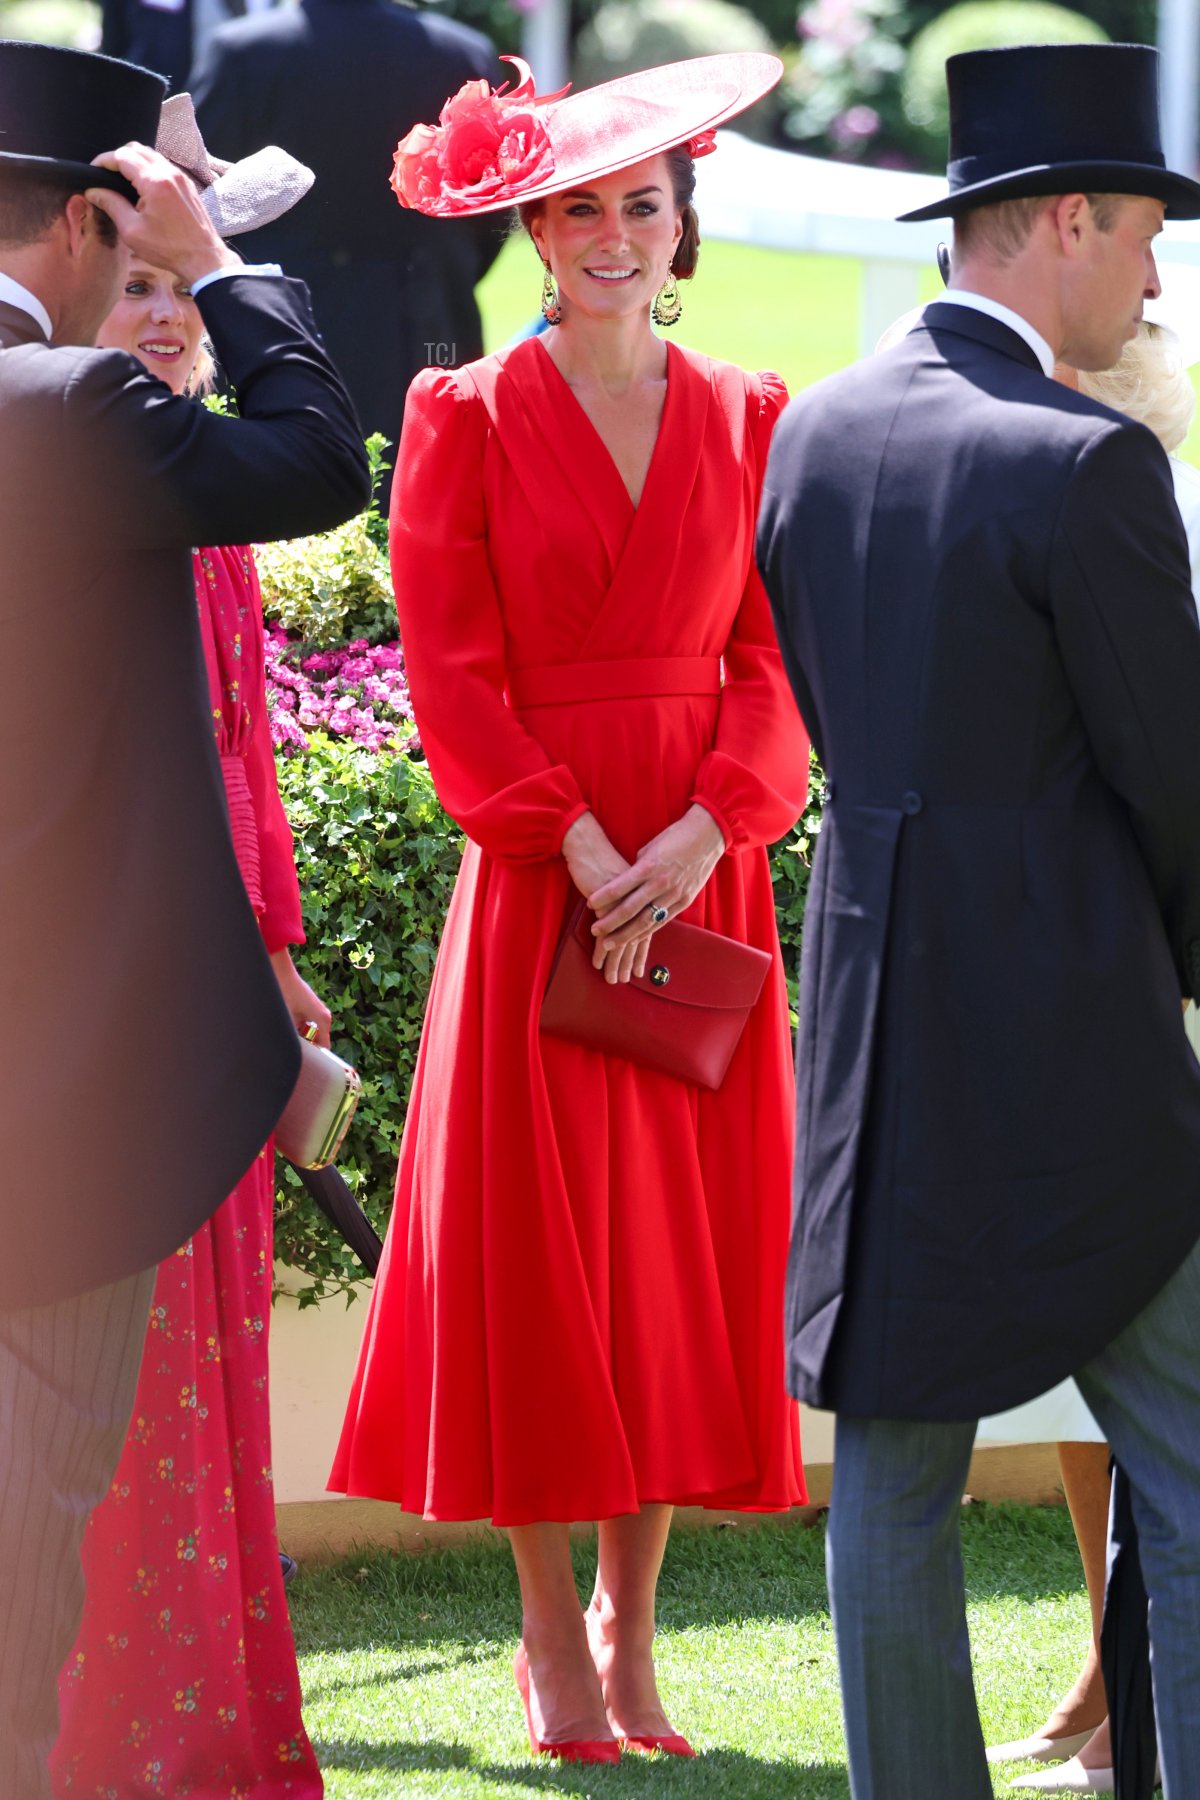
[479,229,1200,467]
[293,1503,1094,1798]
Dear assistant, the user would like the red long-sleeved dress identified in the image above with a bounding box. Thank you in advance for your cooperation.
[331,338,810,1525]
[52,547,321,1797]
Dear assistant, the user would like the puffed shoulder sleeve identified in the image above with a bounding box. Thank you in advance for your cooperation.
[691,372,810,852]
[390,369,589,862]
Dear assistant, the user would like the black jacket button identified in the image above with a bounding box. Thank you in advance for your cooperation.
[902,790,924,815]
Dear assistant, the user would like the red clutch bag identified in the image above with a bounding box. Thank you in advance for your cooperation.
[539,898,771,1091]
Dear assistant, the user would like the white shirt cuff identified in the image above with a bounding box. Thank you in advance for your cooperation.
[190,263,285,296]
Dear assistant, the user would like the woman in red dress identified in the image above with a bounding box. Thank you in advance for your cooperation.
[51,107,327,1799]
[332,53,810,1763]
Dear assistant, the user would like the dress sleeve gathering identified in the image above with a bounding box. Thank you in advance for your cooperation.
[242,550,304,953]
[390,368,589,862]
[691,372,811,852]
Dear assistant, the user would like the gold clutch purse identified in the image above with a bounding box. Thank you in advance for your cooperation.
[274,1037,362,1169]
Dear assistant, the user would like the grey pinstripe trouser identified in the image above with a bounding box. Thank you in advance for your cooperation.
[0,1266,156,1800]
[827,1233,1200,1800]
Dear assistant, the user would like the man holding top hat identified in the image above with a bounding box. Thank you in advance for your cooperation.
[0,39,368,1797]
[758,43,1200,1800]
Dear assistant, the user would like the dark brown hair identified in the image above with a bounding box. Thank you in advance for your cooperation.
[0,174,117,249]
[517,145,701,281]
[665,145,700,280]
[954,191,1122,264]
[0,173,73,247]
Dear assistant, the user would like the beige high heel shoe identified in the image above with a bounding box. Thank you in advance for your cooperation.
[1009,1757,1114,1794]
[987,1730,1096,1766]
[1010,1751,1161,1794]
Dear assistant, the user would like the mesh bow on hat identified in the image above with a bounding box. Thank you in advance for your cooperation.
[156,94,314,237]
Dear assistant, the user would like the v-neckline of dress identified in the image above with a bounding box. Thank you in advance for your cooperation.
[531,333,677,517]
[464,335,713,633]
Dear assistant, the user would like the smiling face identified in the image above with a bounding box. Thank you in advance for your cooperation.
[528,154,684,324]
[96,253,205,393]
[1061,194,1164,372]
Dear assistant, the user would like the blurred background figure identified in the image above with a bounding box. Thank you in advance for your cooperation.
[191,0,507,503]
[100,0,280,96]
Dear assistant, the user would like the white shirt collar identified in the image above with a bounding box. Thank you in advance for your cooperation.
[0,272,52,343]
[933,289,1056,378]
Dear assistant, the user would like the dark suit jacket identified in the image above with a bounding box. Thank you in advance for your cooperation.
[191,0,507,483]
[758,302,1200,1419]
[0,274,370,1307]
[101,0,194,92]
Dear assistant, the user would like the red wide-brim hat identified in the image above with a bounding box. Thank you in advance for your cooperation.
[392,52,784,219]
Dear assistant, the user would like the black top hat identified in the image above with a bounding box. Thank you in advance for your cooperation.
[898,43,1200,222]
[0,40,166,199]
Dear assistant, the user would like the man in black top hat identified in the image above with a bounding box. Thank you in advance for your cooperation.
[0,39,368,1796]
[759,42,1200,1800]
[190,0,506,505]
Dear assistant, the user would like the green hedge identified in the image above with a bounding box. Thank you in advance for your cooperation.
[575,0,781,140]
[275,736,824,1303]
[0,0,97,45]
[902,1,1108,161]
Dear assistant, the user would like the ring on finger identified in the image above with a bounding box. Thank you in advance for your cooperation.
[647,904,669,926]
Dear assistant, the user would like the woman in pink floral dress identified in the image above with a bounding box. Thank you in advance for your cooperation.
[50,249,328,1795]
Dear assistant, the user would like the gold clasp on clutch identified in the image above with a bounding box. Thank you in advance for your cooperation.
[650,965,671,987]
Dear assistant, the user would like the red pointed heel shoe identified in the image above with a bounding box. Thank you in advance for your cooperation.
[620,1733,697,1758]
[513,1646,621,1765]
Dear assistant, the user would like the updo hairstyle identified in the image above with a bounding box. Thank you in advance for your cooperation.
[1077,321,1195,454]
[518,144,701,281]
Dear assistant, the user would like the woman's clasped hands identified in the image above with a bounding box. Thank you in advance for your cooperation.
[562,805,726,984]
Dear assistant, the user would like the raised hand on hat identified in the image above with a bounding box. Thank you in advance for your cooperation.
[85,144,243,290]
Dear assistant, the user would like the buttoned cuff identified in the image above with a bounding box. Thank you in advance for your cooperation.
[190,263,285,295]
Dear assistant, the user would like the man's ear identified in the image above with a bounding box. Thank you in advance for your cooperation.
[60,192,92,260]
[61,192,117,260]
[1052,193,1092,257]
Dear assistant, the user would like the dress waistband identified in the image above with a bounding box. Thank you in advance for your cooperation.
[507,657,722,709]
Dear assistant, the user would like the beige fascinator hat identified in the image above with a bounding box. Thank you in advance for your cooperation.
[156,94,314,236]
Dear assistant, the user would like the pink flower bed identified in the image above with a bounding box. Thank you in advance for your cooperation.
[265,628,415,756]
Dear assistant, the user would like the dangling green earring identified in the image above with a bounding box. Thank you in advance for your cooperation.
[652,270,682,328]
[541,263,562,326]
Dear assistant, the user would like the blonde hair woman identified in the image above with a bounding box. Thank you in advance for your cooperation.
[1080,321,1200,596]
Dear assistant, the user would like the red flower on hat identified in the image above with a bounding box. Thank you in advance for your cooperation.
[392,56,558,215]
